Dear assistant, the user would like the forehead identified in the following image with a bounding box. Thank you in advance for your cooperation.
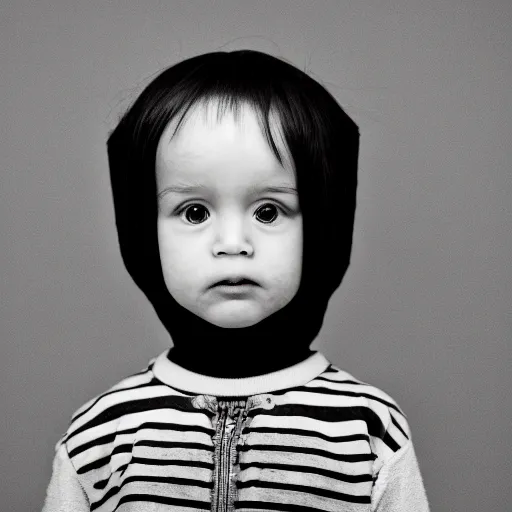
[155,100,295,185]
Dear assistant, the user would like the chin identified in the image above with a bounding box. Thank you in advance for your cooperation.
[193,299,263,328]
[209,317,261,329]
[204,310,266,329]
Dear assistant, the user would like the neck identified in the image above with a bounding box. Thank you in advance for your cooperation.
[164,297,320,378]
[167,340,314,378]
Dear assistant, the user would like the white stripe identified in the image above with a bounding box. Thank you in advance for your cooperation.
[246,432,371,455]
[67,386,185,436]
[239,465,371,497]
[238,486,370,512]
[95,481,211,512]
[275,390,371,408]
[119,462,212,482]
[110,407,213,430]
[240,450,372,476]
[68,408,213,455]
[249,415,369,437]
[71,372,154,420]
[67,416,123,455]
[134,446,213,464]
[317,368,359,382]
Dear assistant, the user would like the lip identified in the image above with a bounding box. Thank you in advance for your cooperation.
[211,276,258,288]
[214,283,257,295]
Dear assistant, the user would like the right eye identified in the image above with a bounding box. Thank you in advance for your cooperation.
[178,204,210,224]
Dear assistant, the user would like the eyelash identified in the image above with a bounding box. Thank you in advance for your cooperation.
[175,201,288,225]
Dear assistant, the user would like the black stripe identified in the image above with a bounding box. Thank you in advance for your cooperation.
[239,461,373,483]
[283,385,405,416]
[113,494,210,511]
[94,475,113,490]
[77,444,215,474]
[237,501,336,512]
[134,440,214,452]
[124,474,213,488]
[239,443,376,463]
[249,405,387,440]
[315,375,364,385]
[87,456,214,479]
[66,395,202,441]
[75,443,133,474]
[69,421,214,458]
[77,454,111,474]
[130,457,214,469]
[91,475,214,510]
[244,426,369,444]
[112,443,133,456]
[391,411,409,440]
[70,377,157,423]
[69,430,131,458]
[94,478,210,511]
[382,430,401,452]
[90,482,122,510]
[237,479,371,504]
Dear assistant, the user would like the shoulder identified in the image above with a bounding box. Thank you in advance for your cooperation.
[55,352,175,454]
[313,362,412,456]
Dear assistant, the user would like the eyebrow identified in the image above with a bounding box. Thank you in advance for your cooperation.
[157,184,298,200]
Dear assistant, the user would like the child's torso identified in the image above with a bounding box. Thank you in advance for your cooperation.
[62,362,406,512]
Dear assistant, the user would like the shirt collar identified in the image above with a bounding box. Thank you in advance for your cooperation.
[152,348,331,396]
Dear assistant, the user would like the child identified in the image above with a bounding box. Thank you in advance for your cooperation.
[42,50,429,511]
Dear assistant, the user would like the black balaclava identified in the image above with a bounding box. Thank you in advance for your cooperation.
[109,132,357,379]
[107,53,359,379]
[109,177,355,379]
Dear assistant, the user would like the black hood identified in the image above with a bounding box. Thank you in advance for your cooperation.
[107,160,357,379]
[106,51,359,379]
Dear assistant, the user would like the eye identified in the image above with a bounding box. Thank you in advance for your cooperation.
[255,203,280,224]
[177,203,285,225]
[179,204,210,224]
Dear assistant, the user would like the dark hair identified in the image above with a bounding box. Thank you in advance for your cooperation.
[107,49,359,302]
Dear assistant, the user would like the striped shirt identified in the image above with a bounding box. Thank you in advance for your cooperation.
[42,350,429,511]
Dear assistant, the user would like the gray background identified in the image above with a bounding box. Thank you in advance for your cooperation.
[1,1,510,511]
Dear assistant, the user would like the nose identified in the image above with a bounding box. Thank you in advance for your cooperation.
[212,215,254,257]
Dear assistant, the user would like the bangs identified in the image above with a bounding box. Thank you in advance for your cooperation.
[166,95,291,170]
[142,51,324,170]
[124,50,350,174]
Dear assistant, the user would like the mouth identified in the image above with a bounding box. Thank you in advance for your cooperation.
[211,276,259,290]
[214,278,257,287]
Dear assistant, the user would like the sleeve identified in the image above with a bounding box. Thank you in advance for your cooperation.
[371,439,430,512]
[42,442,90,512]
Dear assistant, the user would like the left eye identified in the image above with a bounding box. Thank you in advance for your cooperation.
[177,203,284,225]
[255,204,280,223]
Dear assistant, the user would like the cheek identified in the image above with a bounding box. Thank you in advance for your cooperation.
[268,229,303,280]
[281,224,303,266]
[286,226,303,286]
[158,244,198,300]
[160,245,195,276]
[157,226,196,280]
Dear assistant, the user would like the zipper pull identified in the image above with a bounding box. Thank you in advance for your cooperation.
[191,394,218,413]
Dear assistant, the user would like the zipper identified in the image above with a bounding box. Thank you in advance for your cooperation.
[211,399,249,512]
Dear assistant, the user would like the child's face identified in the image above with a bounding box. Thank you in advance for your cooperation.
[155,102,303,328]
